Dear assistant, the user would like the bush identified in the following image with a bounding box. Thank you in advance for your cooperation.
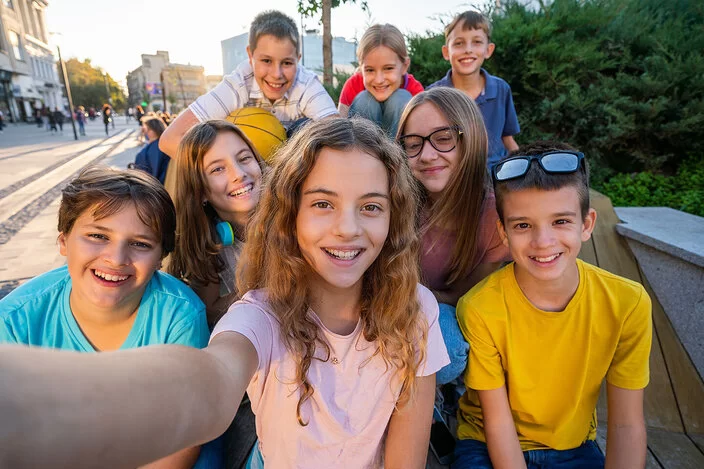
[596,157,704,217]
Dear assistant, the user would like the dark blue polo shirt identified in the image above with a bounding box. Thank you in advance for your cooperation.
[134,139,170,184]
[427,68,520,168]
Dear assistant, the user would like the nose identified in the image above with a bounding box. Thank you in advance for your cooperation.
[531,224,555,249]
[373,70,385,84]
[418,139,438,162]
[271,63,283,79]
[228,162,245,182]
[104,242,129,266]
[333,207,362,239]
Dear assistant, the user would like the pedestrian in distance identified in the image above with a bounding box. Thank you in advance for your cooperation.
[53,108,65,134]
[48,109,58,133]
[102,104,112,135]
[75,106,86,136]
[0,117,450,469]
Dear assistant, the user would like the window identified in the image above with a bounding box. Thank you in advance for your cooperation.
[8,31,22,61]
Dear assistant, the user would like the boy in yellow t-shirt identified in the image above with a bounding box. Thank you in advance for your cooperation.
[454,141,652,469]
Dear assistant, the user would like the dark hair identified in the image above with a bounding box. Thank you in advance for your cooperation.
[58,166,176,255]
[142,115,166,138]
[445,10,492,41]
[249,10,300,55]
[494,141,591,223]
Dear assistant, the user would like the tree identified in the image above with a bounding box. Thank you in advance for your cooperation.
[298,0,368,87]
[65,58,126,111]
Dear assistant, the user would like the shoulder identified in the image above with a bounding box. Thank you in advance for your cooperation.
[458,265,509,315]
[144,271,205,315]
[579,260,649,312]
[294,64,323,86]
[416,283,439,319]
[426,70,453,90]
[483,69,512,93]
[1,266,70,316]
[222,61,254,89]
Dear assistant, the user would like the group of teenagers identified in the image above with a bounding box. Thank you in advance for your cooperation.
[0,9,652,469]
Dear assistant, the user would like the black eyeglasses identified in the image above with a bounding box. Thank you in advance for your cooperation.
[492,151,585,182]
[398,127,463,158]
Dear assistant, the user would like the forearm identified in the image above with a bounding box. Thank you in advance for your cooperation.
[605,423,647,469]
[159,109,199,158]
[0,344,240,469]
[485,425,527,469]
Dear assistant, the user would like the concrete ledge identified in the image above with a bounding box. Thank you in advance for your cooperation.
[614,207,704,269]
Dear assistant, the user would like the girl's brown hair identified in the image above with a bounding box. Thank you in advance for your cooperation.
[397,87,490,285]
[167,120,265,287]
[357,23,409,64]
[237,117,427,425]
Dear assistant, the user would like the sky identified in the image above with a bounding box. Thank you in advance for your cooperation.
[46,0,478,87]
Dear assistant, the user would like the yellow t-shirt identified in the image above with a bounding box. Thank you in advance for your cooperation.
[456,259,652,451]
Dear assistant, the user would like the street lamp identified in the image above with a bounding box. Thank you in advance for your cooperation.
[50,32,78,141]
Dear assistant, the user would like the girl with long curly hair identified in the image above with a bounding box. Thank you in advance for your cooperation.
[397,87,510,385]
[0,117,449,469]
[167,120,265,327]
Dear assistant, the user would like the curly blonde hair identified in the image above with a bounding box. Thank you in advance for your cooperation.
[237,117,427,425]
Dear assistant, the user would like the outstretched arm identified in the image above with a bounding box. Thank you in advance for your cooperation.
[0,331,257,469]
[159,108,200,158]
[605,384,647,469]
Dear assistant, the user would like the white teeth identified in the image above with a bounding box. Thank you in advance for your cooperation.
[324,248,361,260]
[267,82,284,88]
[230,184,253,197]
[532,254,560,263]
[94,269,128,282]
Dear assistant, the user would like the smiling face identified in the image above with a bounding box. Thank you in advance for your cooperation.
[296,147,390,295]
[202,131,262,229]
[247,34,299,102]
[361,45,409,103]
[58,203,163,318]
[442,23,495,78]
[403,102,459,199]
[497,186,596,294]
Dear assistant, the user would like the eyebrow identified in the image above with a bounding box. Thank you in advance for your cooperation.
[505,211,578,223]
[302,188,389,199]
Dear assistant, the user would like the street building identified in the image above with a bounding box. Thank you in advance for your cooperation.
[221,30,357,78]
[126,50,207,114]
[0,0,62,123]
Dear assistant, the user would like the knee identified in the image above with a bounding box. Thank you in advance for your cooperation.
[382,89,412,114]
[348,91,383,122]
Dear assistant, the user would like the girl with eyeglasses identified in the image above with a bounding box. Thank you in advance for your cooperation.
[397,87,511,386]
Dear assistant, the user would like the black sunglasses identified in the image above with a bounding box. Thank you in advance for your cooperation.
[398,127,463,158]
[492,151,585,182]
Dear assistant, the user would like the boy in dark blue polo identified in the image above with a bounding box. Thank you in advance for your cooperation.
[427,11,520,168]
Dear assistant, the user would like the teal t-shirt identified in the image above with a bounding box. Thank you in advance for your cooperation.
[0,265,209,350]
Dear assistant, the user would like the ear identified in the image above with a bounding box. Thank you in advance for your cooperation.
[246,45,254,64]
[441,44,450,61]
[58,232,68,257]
[496,218,509,247]
[580,208,597,242]
[401,56,410,75]
[485,42,496,59]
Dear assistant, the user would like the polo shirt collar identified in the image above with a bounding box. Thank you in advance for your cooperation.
[480,68,498,100]
[248,66,299,104]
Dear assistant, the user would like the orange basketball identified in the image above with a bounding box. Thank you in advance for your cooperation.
[225,108,287,162]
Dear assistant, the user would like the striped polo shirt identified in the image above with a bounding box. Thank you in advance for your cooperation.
[189,60,337,130]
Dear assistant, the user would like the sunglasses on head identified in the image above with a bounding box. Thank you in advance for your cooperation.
[492,151,585,182]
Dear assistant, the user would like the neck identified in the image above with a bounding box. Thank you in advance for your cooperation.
[308,276,362,336]
[69,293,141,351]
[513,262,580,312]
[217,211,249,237]
[451,70,485,98]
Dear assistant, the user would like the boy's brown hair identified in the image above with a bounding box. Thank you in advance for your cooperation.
[444,10,492,41]
[494,141,591,223]
[58,166,176,255]
[249,10,300,55]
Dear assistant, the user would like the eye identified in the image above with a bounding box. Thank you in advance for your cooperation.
[283,60,294,67]
[362,204,383,213]
[554,219,571,225]
[209,166,224,174]
[514,223,530,230]
[130,241,153,249]
[313,201,331,209]
[88,233,108,241]
[261,58,271,64]
[239,154,254,163]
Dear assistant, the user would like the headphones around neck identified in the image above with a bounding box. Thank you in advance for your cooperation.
[215,221,235,246]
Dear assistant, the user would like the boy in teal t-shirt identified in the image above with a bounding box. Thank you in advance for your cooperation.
[0,167,210,469]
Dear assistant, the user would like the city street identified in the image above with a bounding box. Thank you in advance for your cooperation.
[0,117,142,298]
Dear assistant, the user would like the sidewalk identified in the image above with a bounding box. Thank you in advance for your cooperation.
[0,123,142,298]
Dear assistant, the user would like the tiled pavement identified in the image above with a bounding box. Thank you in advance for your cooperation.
[0,120,142,298]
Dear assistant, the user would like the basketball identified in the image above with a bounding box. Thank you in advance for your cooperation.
[225,108,287,162]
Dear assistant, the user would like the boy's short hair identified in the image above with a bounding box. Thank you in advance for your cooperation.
[58,166,176,255]
[249,10,300,55]
[445,10,492,42]
[494,141,591,223]
[141,115,166,138]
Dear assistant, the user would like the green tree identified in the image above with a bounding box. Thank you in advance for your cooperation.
[65,58,126,111]
[298,0,368,87]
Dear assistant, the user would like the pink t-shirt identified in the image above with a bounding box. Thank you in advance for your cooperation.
[211,285,449,468]
[420,193,510,302]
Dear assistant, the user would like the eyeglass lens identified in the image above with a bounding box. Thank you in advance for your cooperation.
[541,152,580,172]
[400,128,458,157]
[494,152,580,181]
